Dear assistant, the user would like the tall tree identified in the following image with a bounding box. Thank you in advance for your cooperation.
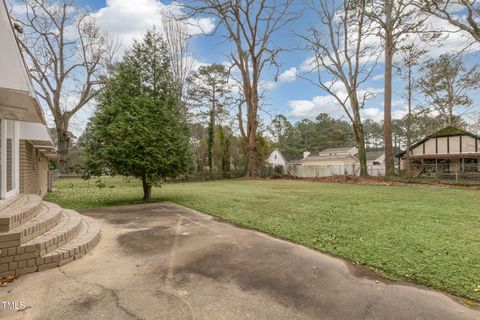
[161,16,195,116]
[84,30,192,201]
[365,0,430,175]
[398,43,425,179]
[185,0,298,177]
[363,118,384,150]
[418,53,480,126]
[13,0,116,173]
[302,0,379,176]
[187,64,232,173]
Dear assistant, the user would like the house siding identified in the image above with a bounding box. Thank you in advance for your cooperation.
[302,156,358,166]
[19,140,49,197]
[462,136,476,153]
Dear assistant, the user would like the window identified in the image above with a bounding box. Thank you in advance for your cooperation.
[1,120,19,199]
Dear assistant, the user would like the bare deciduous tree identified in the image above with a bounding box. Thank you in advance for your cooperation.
[12,0,116,173]
[365,0,431,175]
[185,0,298,177]
[301,0,379,176]
[415,0,480,42]
[161,15,195,114]
[418,53,480,126]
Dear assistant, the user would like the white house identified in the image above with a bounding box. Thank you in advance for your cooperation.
[365,151,385,176]
[299,147,359,166]
[285,146,386,177]
[266,148,288,166]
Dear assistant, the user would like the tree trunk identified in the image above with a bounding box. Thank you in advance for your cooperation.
[351,98,368,177]
[406,62,413,181]
[245,93,258,178]
[246,140,256,177]
[56,122,70,174]
[207,109,214,173]
[448,104,453,126]
[384,37,395,176]
[354,126,368,177]
[142,176,152,201]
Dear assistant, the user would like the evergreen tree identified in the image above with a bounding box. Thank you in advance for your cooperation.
[187,64,232,173]
[85,30,193,200]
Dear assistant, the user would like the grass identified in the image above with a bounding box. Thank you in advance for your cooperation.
[45,176,480,301]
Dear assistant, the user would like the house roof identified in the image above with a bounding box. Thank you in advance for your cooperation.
[300,154,357,162]
[396,126,480,158]
[318,147,356,155]
[0,0,46,124]
[365,151,384,161]
[352,151,384,161]
[268,148,287,163]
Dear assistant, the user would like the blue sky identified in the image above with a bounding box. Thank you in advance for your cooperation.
[48,1,480,133]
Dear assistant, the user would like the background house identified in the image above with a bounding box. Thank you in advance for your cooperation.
[299,147,359,167]
[266,148,288,167]
[278,146,386,177]
[397,126,480,178]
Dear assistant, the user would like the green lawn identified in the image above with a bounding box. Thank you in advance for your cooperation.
[45,177,480,301]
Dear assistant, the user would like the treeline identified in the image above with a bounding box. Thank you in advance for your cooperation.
[267,113,467,161]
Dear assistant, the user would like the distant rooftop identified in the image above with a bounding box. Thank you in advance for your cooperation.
[318,147,356,155]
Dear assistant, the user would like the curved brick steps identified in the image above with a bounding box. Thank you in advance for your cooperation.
[0,197,101,277]
[39,216,101,271]
[0,202,63,248]
[0,195,43,231]
[21,209,83,255]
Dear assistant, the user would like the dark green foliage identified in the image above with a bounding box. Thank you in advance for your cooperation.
[187,64,232,174]
[268,113,355,160]
[84,30,193,200]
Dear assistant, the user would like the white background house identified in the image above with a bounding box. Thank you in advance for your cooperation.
[282,147,386,177]
[266,149,287,166]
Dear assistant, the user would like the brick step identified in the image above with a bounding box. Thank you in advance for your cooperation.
[37,216,101,272]
[0,195,43,231]
[21,209,83,256]
[0,202,63,248]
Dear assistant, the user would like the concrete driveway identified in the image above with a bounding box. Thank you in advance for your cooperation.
[0,202,478,320]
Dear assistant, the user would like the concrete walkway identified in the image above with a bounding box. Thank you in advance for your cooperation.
[0,202,478,319]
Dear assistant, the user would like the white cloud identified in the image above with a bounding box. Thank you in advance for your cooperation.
[288,84,383,120]
[372,74,384,81]
[92,0,216,53]
[261,67,298,90]
[362,108,383,122]
[278,67,297,83]
[299,57,315,73]
[288,95,341,118]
